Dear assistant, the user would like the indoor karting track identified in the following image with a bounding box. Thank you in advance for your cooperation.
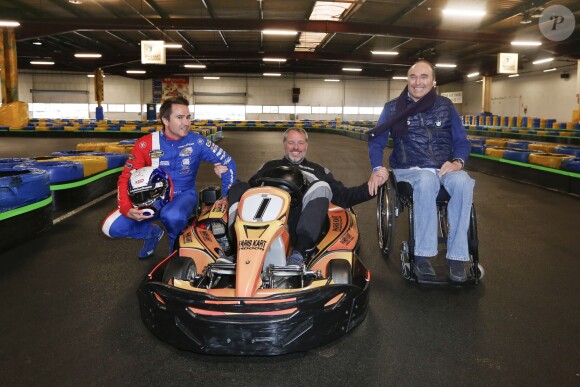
[1,131,578,386]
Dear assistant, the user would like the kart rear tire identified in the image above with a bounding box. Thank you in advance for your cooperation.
[377,175,397,257]
[328,259,352,285]
[162,256,197,285]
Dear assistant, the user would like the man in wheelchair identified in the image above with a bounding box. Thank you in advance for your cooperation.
[221,127,375,266]
[367,60,475,283]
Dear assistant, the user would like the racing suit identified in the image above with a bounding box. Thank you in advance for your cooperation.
[368,93,474,261]
[102,129,236,250]
[228,156,373,256]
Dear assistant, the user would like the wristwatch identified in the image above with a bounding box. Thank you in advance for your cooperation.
[372,166,383,173]
[452,158,465,168]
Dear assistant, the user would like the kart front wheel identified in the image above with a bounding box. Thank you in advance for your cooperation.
[162,256,197,285]
[328,259,352,285]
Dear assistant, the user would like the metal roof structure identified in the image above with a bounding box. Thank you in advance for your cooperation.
[2,0,579,84]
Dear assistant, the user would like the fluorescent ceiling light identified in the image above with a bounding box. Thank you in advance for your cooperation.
[533,57,554,64]
[343,67,362,72]
[508,74,520,78]
[371,51,399,56]
[30,61,54,65]
[511,41,542,46]
[467,72,480,77]
[164,43,182,49]
[324,79,340,82]
[87,74,105,78]
[126,70,146,74]
[442,8,486,17]
[476,80,483,83]
[184,64,206,69]
[436,63,457,68]
[32,41,42,45]
[392,76,407,80]
[203,76,220,80]
[263,73,282,77]
[263,58,286,62]
[0,21,20,27]
[75,53,102,58]
[262,30,298,36]
[543,68,556,72]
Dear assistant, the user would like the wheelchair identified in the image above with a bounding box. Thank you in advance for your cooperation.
[377,171,483,285]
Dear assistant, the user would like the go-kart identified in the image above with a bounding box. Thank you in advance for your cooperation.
[137,178,370,355]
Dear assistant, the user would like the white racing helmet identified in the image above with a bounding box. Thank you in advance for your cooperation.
[128,166,173,214]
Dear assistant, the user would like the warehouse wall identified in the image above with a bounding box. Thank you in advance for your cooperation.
[16,62,578,122]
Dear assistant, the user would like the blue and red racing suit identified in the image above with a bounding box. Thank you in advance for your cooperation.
[102,129,236,248]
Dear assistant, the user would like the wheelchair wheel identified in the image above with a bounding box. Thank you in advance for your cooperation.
[376,175,397,257]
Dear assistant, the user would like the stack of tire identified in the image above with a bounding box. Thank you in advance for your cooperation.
[0,164,53,253]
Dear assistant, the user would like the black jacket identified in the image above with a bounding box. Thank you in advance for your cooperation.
[249,157,374,209]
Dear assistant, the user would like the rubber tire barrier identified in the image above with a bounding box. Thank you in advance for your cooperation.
[26,160,84,184]
[0,157,34,168]
[560,158,580,173]
[485,147,506,158]
[528,153,574,169]
[52,151,128,169]
[51,156,108,177]
[554,147,580,157]
[503,149,533,163]
[528,143,557,153]
[0,166,51,212]
[104,144,134,154]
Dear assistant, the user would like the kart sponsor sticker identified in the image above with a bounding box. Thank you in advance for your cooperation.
[206,139,212,147]
[224,156,231,164]
[159,161,170,166]
[139,141,147,149]
[129,154,135,160]
[124,161,133,169]
[197,138,204,145]
[179,147,193,156]
[331,215,343,232]
[179,169,190,174]
[339,232,354,245]
[199,230,212,243]
[216,148,223,157]
[149,150,164,158]
[239,239,267,251]
[181,158,190,166]
[183,231,193,243]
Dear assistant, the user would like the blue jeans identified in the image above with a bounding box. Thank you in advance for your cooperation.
[393,168,475,261]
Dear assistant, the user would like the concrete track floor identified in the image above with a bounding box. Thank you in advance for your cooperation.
[1,132,579,386]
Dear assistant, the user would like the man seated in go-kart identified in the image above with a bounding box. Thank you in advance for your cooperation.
[216,127,376,266]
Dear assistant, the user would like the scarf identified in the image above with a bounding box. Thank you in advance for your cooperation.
[366,85,437,140]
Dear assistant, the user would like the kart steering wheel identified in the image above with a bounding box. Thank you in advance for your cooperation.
[253,176,304,207]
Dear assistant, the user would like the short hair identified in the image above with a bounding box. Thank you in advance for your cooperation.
[159,96,189,124]
[409,59,437,81]
[283,127,309,142]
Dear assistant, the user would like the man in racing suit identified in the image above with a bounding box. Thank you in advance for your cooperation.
[102,96,236,259]
[366,60,474,282]
[224,127,374,266]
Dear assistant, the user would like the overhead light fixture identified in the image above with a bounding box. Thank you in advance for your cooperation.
[32,41,42,46]
[30,61,54,65]
[392,76,407,80]
[126,70,146,74]
[263,58,286,62]
[203,76,220,80]
[296,1,353,52]
[543,68,556,72]
[531,8,543,19]
[532,57,554,64]
[442,8,486,17]
[371,51,399,56]
[511,41,542,46]
[467,72,480,78]
[69,0,83,4]
[87,74,105,78]
[324,79,340,82]
[343,67,362,72]
[75,53,102,58]
[164,43,182,49]
[262,30,298,36]
[508,74,520,78]
[476,79,483,83]
[184,64,206,69]
[263,73,282,77]
[436,63,457,68]
[0,21,20,27]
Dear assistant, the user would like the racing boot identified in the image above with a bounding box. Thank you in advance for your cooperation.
[413,256,436,281]
[137,224,164,259]
[447,259,467,282]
